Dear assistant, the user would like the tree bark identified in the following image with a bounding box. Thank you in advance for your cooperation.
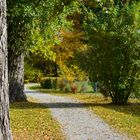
[8,50,27,102]
[0,0,13,139]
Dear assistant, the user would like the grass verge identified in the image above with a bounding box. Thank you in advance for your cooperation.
[10,97,65,140]
[28,84,140,140]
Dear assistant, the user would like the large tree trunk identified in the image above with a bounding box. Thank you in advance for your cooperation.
[0,0,13,139]
[8,50,27,102]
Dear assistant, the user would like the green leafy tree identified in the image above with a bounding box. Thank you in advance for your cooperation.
[7,0,75,102]
[7,0,39,102]
[25,1,85,81]
[53,30,87,81]
[77,2,140,104]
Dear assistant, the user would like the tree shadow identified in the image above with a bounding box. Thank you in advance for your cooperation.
[101,102,140,118]
[11,101,140,118]
[25,89,67,94]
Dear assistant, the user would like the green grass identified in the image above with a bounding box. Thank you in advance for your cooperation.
[10,97,65,140]
[29,84,140,140]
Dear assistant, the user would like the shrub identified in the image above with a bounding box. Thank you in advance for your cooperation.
[80,84,87,93]
[71,83,78,93]
[65,81,72,92]
[40,78,53,89]
[24,63,43,83]
[58,79,67,91]
[58,79,78,93]
[40,77,60,89]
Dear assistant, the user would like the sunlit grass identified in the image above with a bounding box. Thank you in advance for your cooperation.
[29,84,140,139]
[10,97,65,140]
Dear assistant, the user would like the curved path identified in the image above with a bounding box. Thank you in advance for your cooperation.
[25,86,132,140]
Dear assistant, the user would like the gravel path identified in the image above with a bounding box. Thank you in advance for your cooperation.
[25,87,132,140]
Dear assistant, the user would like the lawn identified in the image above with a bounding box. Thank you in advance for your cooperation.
[29,84,140,140]
[10,97,65,140]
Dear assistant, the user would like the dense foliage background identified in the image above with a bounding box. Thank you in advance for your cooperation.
[8,0,140,104]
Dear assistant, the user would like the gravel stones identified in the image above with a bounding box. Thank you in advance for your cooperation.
[25,87,133,140]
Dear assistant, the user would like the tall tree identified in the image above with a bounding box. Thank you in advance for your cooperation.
[0,0,13,139]
[7,0,59,102]
[7,0,74,102]
[7,0,32,102]
[77,2,140,104]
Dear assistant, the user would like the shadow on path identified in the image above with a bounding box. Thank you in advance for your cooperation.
[24,87,140,118]
[11,100,140,118]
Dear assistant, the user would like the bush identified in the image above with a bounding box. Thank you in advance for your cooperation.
[70,83,78,93]
[58,79,79,93]
[40,77,60,89]
[58,79,67,91]
[58,79,75,92]
[80,84,87,93]
[24,63,43,83]
[40,79,53,89]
